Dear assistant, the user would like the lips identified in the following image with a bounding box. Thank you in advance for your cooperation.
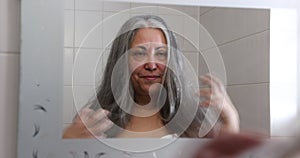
[139,75,161,81]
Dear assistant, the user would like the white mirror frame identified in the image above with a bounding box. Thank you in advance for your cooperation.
[18,0,299,157]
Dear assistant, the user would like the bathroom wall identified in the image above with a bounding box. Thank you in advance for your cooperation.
[63,1,202,127]
[63,1,271,136]
[199,7,270,135]
[0,0,19,157]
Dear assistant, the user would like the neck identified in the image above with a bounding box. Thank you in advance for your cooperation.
[126,112,164,132]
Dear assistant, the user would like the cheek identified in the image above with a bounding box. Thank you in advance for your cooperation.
[128,58,144,73]
[158,63,167,72]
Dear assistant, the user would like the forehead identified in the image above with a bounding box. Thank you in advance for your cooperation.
[130,28,167,47]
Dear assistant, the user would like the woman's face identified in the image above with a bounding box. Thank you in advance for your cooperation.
[128,28,168,96]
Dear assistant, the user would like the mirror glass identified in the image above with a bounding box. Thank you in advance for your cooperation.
[63,1,270,137]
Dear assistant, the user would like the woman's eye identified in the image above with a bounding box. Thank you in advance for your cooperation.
[129,49,146,56]
[133,51,146,56]
[155,51,167,58]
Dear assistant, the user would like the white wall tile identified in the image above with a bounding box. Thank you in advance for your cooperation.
[131,3,158,14]
[158,4,199,18]
[182,16,200,51]
[103,1,130,12]
[0,0,20,53]
[199,24,218,51]
[64,0,74,10]
[198,51,209,77]
[73,48,102,85]
[198,47,227,81]
[219,31,270,85]
[158,14,184,38]
[75,11,102,49]
[75,0,103,11]
[73,85,95,113]
[182,52,199,76]
[64,48,73,85]
[200,7,270,45]
[0,54,19,158]
[174,32,185,51]
[199,7,214,16]
[64,10,74,47]
[102,12,130,49]
[227,83,270,136]
[63,86,74,124]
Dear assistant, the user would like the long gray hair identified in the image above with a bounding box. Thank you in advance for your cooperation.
[88,15,207,137]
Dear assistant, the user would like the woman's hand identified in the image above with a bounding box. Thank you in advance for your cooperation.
[199,73,240,133]
[62,108,113,139]
[195,132,262,158]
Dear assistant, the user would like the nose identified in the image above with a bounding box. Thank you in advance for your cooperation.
[144,62,157,71]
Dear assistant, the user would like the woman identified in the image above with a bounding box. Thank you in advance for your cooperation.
[63,15,239,139]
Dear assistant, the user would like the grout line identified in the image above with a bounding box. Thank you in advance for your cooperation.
[73,9,103,12]
[217,29,269,47]
[67,47,104,50]
[199,7,216,17]
[72,0,76,62]
[201,29,270,52]
[226,82,269,87]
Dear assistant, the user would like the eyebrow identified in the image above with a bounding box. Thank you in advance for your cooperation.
[133,45,167,51]
[135,45,147,50]
[155,46,167,50]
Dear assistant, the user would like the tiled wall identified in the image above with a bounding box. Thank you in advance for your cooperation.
[63,1,201,126]
[0,0,19,157]
[199,7,270,135]
[63,1,271,136]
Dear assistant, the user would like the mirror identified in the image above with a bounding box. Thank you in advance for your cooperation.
[63,1,270,137]
[18,0,299,157]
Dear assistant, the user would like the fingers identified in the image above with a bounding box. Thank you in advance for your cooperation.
[199,73,225,93]
[198,74,240,133]
[63,108,112,138]
[89,119,113,137]
[198,73,228,104]
[195,133,263,158]
[85,109,110,127]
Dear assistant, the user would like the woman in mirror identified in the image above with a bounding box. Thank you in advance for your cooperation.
[63,15,239,139]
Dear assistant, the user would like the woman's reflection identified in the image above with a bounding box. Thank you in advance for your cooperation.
[63,15,239,139]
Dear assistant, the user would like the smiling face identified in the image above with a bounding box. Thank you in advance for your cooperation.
[128,28,168,98]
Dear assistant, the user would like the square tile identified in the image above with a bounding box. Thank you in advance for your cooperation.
[219,31,270,85]
[158,14,184,37]
[182,52,199,77]
[64,10,74,47]
[73,48,103,85]
[183,16,200,51]
[75,11,102,49]
[199,7,214,16]
[131,2,158,14]
[64,48,73,85]
[103,1,130,12]
[200,7,270,45]
[75,0,103,11]
[102,12,130,49]
[72,85,95,113]
[63,86,74,124]
[227,83,270,136]
[158,4,199,18]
